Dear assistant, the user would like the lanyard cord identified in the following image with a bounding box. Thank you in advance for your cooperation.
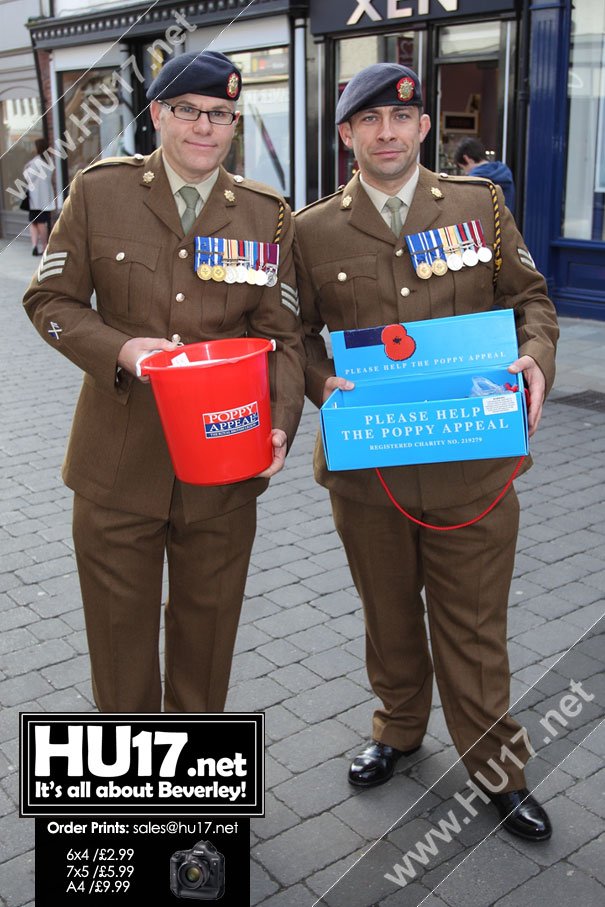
[374,455,526,531]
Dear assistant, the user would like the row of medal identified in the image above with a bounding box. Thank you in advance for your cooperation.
[405,219,493,280]
[194,237,280,286]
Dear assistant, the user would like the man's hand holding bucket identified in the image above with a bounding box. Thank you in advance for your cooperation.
[119,336,179,383]
[257,429,288,478]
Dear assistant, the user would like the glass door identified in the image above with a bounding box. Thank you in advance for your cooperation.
[435,20,515,175]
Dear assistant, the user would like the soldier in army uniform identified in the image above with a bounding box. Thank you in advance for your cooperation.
[23,51,305,714]
[295,63,558,841]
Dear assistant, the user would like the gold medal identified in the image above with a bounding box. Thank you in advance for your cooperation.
[212,264,226,282]
[246,268,258,285]
[196,263,212,281]
[416,261,432,280]
[432,258,448,277]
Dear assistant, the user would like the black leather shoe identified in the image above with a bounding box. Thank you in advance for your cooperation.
[348,741,421,788]
[488,788,552,841]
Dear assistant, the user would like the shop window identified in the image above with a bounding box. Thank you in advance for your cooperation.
[60,69,130,186]
[562,0,605,241]
[436,22,506,175]
[225,47,290,199]
[0,97,44,214]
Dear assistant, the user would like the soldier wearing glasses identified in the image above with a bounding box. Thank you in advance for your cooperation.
[23,51,305,713]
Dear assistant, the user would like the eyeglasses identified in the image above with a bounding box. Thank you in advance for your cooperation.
[161,102,238,126]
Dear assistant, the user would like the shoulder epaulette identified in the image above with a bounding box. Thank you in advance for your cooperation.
[82,154,145,174]
[294,188,343,217]
[229,173,285,205]
[438,172,495,189]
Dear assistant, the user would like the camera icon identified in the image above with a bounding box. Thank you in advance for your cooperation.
[170,840,225,900]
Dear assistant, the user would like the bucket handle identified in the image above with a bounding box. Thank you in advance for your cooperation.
[136,349,162,377]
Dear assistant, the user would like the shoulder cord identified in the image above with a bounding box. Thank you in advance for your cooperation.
[273,202,285,244]
[374,455,526,531]
[488,181,503,284]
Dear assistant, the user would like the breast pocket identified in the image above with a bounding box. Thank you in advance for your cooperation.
[91,234,160,324]
[311,254,379,330]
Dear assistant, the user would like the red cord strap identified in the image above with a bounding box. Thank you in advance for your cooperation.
[375,456,526,531]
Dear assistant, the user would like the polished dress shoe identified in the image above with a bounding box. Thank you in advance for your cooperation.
[488,788,552,841]
[348,740,420,788]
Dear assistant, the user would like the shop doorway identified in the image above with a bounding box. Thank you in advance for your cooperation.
[437,60,499,173]
[434,20,515,176]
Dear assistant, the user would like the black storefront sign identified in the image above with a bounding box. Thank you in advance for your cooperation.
[309,0,517,35]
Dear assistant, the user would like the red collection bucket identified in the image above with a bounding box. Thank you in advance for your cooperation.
[140,337,275,486]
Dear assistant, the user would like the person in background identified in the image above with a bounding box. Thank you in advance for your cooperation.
[454,136,516,214]
[296,63,558,842]
[25,138,56,255]
[23,51,305,714]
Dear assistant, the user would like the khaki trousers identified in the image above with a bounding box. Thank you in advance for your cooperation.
[73,484,256,713]
[331,487,529,791]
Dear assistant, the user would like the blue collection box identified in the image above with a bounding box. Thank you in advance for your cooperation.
[321,310,528,471]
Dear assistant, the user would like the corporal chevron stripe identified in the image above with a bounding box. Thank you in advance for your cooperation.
[280,282,299,316]
[518,247,536,270]
[38,251,68,283]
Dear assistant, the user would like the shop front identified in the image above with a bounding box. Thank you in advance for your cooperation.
[308,0,605,320]
[308,0,520,208]
[27,0,308,210]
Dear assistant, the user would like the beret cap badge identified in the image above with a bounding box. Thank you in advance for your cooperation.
[397,77,416,102]
[226,72,240,99]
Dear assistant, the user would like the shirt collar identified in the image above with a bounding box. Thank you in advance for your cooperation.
[360,165,420,214]
[162,157,220,203]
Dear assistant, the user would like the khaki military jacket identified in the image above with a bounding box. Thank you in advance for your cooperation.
[295,166,559,510]
[23,150,305,521]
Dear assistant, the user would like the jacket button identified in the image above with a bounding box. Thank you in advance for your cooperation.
[175,293,185,302]
[171,334,181,344]
[178,249,188,259]
[395,248,403,257]
[400,287,410,297]
[115,252,125,261]
[337,272,347,282]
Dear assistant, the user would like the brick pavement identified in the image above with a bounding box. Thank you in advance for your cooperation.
[0,236,603,906]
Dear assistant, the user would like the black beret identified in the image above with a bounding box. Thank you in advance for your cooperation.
[146,51,242,102]
[336,63,423,124]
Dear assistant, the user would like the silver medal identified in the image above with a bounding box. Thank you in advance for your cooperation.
[462,248,479,267]
[446,253,463,272]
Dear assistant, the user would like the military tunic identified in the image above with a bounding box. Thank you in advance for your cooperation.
[23,150,305,712]
[24,149,305,522]
[295,166,558,788]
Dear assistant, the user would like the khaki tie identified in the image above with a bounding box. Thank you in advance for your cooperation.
[385,196,404,236]
[178,186,200,234]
